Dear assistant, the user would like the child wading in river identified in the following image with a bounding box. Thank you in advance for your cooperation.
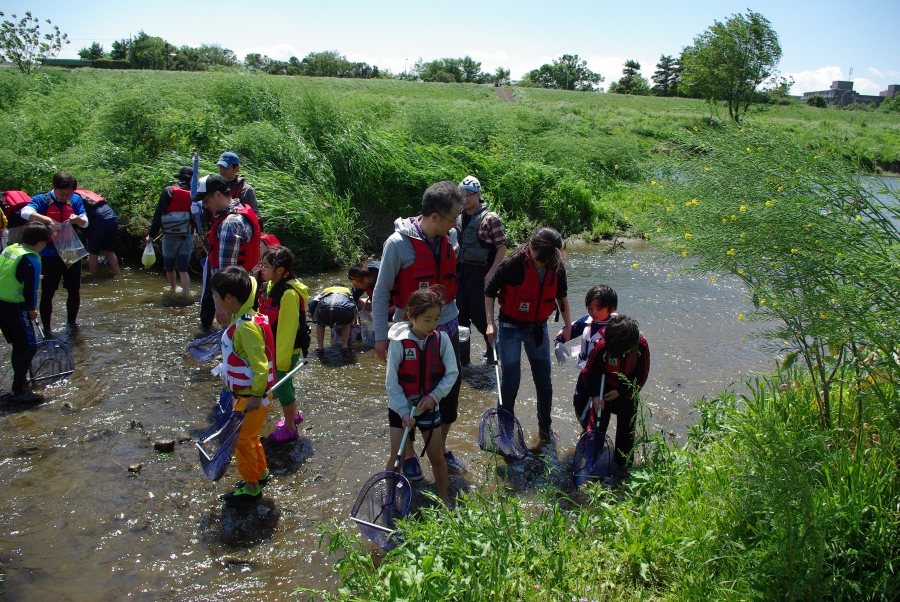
[385,286,458,502]
[211,266,276,506]
[257,246,311,444]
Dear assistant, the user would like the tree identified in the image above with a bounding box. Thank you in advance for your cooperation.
[127,31,173,70]
[680,10,782,123]
[522,54,603,91]
[415,56,490,84]
[806,94,827,108]
[610,59,651,95]
[78,41,104,61]
[0,11,69,74]
[244,52,271,72]
[110,38,130,61]
[494,67,511,86]
[651,54,681,96]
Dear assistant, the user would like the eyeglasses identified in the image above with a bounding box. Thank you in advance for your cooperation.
[436,212,457,224]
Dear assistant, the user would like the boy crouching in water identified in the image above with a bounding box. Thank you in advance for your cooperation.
[210,266,277,506]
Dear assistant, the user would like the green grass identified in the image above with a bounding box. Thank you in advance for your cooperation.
[2,67,898,270]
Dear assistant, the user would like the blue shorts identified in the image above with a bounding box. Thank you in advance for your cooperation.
[162,235,194,273]
[86,217,119,254]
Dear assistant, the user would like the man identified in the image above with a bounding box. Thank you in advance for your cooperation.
[20,172,88,335]
[194,174,261,331]
[147,167,195,298]
[216,152,259,217]
[0,222,51,403]
[372,181,467,478]
[455,176,507,365]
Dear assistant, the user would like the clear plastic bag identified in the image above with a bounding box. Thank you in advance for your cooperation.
[142,240,157,268]
[359,309,375,347]
[52,221,89,267]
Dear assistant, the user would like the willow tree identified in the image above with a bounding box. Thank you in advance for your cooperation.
[681,10,781,123]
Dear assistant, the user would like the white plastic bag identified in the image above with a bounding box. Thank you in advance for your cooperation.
[52,221,89,267]
[142,240,157,268]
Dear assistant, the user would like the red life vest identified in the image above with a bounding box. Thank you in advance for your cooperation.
[167,186,193,213]
[391,236,457,309]
[257,279,307,348]
[599,346,642,393]
[498,251,559,323]
[45,197,75,224]
[396,334,445,399]
[217,313,276,394]
[206,202,261,270]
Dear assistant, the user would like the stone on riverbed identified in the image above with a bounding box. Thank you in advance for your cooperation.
[154,440,176,453]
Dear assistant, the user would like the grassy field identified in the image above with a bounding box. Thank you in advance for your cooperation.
[2,67,899,269]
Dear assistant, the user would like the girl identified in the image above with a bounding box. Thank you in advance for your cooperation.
[484,226,573,441]
[257,246,311,444]
[385,286,458,502]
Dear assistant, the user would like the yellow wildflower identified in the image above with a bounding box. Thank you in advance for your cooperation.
[856,216,862,222]
[731,215,737,221]
[632,263,640,269]
[813,155,818,159]
[682,251,688,257]
[820,313,827,319]
[760,299,766,305]
[747,147,752,153]
[704,167,710,171]
[710,276,716,281]
[624,216,629,221]
[795,168,801,173]
[740,128,745,132]
[807,223,813,228]
[667,274,673,279]
[666,206,673,211]
[765,200,774,207]
[614,164,619,169]
[651,180,656,186]
[693,126,698,131]
[738,313,745,320]
[685,233,693,239]
[777,186,783,192]
[727,248,735,255]
[656,227,662,232]
[737,268,745,275]
[740,205,747,212]
[722,218,728,224]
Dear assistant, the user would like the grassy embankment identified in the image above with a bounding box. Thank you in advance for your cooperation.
[304,127,900,601]
[1,67,899,271]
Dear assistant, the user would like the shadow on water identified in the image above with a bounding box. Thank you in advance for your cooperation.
[199,499,282,549]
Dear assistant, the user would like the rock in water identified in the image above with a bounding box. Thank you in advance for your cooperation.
[176,431,192,443]
[154,440,176,453]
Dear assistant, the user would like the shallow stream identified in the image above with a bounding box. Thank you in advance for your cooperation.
[0,240,772,601]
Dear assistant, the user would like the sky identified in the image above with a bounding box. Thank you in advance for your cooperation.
[5,0,899,95]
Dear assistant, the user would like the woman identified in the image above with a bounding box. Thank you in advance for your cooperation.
[484,227,572,440]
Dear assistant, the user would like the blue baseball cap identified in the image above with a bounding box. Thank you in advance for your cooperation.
[216,152,241,167]
[460,175,481,194]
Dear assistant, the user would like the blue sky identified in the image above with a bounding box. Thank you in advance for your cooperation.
[5,0,899,95]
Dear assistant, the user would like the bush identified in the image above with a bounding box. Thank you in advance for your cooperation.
[806,94,827,108]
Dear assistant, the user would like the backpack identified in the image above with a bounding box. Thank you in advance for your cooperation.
[1,191,32,229]
[74,189,107,209]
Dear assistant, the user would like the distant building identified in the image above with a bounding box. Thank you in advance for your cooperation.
[801,81,894,107]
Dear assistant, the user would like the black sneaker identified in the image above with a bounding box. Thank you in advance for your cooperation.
[402,457,424,482]
[223,485,262,506]
[538,428,559,444]
[9,392,43,404]
[443,451,466,473]
[234,469,270,489]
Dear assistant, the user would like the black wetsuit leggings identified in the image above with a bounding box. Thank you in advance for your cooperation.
[0,301,37,395]
[39,255,81,333]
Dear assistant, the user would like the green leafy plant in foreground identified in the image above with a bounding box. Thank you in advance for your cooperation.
[654,124,900,429]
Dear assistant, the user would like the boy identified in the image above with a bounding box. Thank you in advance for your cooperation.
[210,266,276,506]
[308,283,357,355]
[578,314,650,478]
[555,285,618,367]
[0,223,52,403]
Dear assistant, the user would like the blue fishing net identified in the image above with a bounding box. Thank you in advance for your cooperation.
[572,430,615,487]
[215,388,231,417]
[197,410,244,481]
[478,406,527,460]
[187,330,223,362]
[350,471,412,551]
[29,339,75,387]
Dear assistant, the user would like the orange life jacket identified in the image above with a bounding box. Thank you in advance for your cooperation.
[498,251,558,323]
[391,236,457,309]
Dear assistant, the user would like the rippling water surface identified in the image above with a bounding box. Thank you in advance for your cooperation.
[0,241,773,600]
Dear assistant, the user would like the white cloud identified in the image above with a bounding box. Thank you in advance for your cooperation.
[236,43,300,62]
[869,67,884,78]
[889,70,900,79]
[785,66,844,95]
[852,78,881,95]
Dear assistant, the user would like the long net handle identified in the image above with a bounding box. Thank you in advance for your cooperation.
[265,360,309,396]
[580,373,606,423]
[493,341,503,410]
[390,406,422,473]
[32,319,48,343]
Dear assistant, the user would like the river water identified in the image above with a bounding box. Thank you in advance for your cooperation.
[0,240,772,601]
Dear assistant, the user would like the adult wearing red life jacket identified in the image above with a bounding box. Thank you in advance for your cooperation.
[20,172,88,335]
[485,227,573,440]
[147,166,195,298]
[371,180,467,476]
[194,174,261,331]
